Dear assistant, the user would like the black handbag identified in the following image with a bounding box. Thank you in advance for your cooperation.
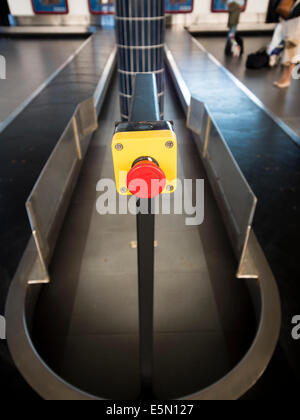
[246,48,269,70]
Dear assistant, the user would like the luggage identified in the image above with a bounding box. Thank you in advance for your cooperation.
[246,48,270,69]
[276,0,295,19]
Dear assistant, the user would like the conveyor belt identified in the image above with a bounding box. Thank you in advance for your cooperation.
[197,35,300,137]
[0,36,86,126]
[32,73,256,400]
[165,29,300,388]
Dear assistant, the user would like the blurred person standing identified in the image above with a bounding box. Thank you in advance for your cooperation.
[223,0,245,57]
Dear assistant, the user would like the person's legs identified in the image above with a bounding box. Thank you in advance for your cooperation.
[274,39,298,88]
[274,63,296,88]
[228,25,238,40]
[227,25,242,57]
[0,1,10,26]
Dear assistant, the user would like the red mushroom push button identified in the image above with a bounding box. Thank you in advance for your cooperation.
[127,159,166,199]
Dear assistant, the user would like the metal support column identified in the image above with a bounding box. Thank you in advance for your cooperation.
[115,0,165,120]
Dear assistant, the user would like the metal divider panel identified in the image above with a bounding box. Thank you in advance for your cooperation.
[187,96,206,136]
[187,97,210,156]
[74,97,98,141]
[206,118,257,256]
[187,96,257,259]
[27,118,78,252]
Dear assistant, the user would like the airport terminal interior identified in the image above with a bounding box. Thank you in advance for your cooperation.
[0,0,300,402]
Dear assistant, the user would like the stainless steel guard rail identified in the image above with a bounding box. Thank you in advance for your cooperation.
[5,46,117,400]
[165,43,281,400]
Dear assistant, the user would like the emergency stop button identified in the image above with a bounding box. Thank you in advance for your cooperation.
[111,120,177,196]
[127,160,166,199]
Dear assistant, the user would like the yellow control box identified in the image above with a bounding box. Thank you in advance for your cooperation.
[111,121,177,196]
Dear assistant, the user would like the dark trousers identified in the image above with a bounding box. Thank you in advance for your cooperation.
[0,2,10,26]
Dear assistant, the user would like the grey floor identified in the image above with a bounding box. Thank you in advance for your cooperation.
[33,74,256,400]
[197,35,300,136]
[0,37,84,126]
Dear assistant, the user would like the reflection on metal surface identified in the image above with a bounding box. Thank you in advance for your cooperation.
[130,240,158,249]
[0,25,92,35]
[74,97,98,140]
[187,22,276,34]
[12,15,103,27]
[72,117,82,160]
[237,226,259,279]
[186,96,206,137]
[94,46,117,114]
[28,231,50,285]
[73,96,99,160]
[164,45,191,112]
[26,200,49,263]
[203,115,211,159]
[26,200,50,285]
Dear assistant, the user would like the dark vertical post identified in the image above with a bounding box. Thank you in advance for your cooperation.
[136,199,155,395]
[0,0,10,26]
[130,74,160,397]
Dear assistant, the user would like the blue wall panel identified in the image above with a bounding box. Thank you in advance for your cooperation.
[32,0,68,14]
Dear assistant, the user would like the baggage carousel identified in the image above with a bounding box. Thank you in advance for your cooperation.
[2,29,286,400]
